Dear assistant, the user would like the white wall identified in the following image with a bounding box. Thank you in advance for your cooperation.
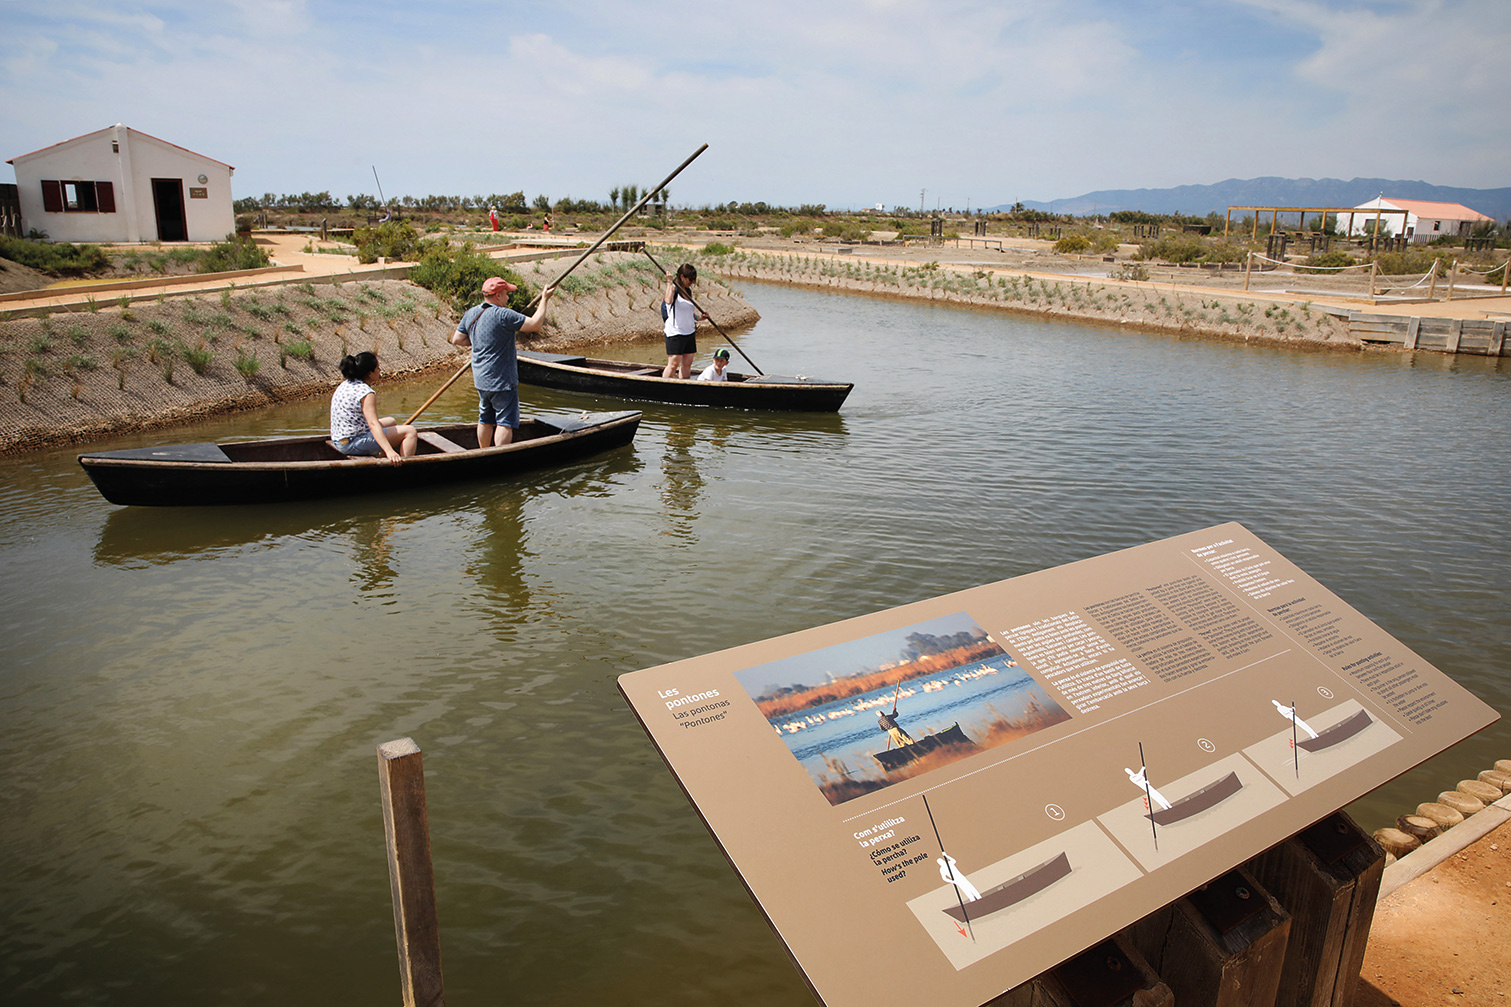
[11,125,234,244]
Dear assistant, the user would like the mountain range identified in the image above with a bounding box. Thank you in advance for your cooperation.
[989,178,1511,225]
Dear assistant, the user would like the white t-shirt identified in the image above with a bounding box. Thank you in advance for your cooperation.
[330,379,375,439]
[664,290,697,337]
[697,363,728,382]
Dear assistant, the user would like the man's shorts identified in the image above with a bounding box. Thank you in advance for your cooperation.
[665,333,696,356]
[477,386,520,429]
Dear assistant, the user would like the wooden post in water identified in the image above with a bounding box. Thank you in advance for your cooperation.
[1247,812,1383,1007]
[996,932,1172,1007]
[1129,866,1291,1007]
[378,737,444,1007]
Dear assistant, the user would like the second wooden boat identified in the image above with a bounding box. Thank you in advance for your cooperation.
[873,723,976,772]
[1297,709,1373,752]
[78,410,641,506]
[517,351,853,411]
[943,851,1072,923]
[1145,770,1243,826]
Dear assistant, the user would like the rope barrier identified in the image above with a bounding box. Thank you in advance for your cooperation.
[1373,270,1437,294]
[1249,253,1374,272]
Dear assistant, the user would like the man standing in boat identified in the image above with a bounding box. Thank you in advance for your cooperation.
[451,276,553,448]
[878,705,916,748]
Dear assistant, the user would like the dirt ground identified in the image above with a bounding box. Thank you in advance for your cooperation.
[1357,819,1511,1006]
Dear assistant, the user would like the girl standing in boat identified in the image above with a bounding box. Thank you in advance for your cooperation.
[662,263,708,379]
[330,352,418,464]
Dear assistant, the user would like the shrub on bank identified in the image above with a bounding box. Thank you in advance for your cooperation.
[1373,248,1456,276]
[1297,250,1358,274]
[195,234,271,273]
[0,234,110,276]
[352,221,423,263]
[409,244,533,313]
[1054,234,1092,254]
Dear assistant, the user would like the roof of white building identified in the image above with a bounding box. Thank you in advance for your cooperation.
[1356,197,1491,222]
[7,124,234,170]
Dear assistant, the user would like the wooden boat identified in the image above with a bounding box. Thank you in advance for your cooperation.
[943,851,1072,923]
[873,723,976,772]
[1145,770,1243,826]
[1297,709,1373,752]
[78,410,642,506]
[517,351,853,411]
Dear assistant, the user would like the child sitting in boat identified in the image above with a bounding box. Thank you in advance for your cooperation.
[330,352,418,464]
[697,347,731,382]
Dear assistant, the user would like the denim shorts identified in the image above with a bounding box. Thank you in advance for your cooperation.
[478,386,520,429]
[335,430,380,456]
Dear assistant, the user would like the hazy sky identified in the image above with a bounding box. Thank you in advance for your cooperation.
[4,1,1507,210]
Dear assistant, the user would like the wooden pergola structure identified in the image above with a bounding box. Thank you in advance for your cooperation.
[1224,204,1410,238]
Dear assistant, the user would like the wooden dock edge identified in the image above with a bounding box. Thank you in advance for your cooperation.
[1379,792,1511,900]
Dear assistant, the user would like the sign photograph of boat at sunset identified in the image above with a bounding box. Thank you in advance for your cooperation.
[733,612,1072,805]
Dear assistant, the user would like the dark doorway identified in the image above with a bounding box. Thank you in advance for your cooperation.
[151,178,187,241]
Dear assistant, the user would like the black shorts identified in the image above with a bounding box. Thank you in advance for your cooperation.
[665,333,696,356]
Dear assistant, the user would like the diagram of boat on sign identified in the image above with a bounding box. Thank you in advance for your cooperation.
[872,723,977,772]
[1143,771,1244,826]
[1298,709,1374,752]
[941,852,1072,923]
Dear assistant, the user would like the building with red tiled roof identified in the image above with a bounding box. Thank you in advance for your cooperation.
[1342,197,1493,243]
[7,124,235,244]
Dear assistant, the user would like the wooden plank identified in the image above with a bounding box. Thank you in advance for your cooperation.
[995,932,1172,1007]
[417,431,466,454]
[1247,812,1383,1007]
[1492,321,1506,357]
[377,738,445,1007]
[1402,317,1420,350]
[1446,319,1463,354]
[1130,866,1290,1007]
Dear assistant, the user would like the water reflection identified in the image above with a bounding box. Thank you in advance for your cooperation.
[2,282,1506,1007]
[464,491,529,610]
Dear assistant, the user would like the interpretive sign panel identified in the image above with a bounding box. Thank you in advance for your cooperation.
[618,523,1497,1007]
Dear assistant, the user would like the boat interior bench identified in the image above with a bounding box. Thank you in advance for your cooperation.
[417,431,467,454]
[520,351,588,366]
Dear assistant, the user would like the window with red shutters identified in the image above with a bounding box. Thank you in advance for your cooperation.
[95,181,116,213]
[41,179,64,212]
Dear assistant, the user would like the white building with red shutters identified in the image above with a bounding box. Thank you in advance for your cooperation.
[7,124,235,244]
[1341,197,1493,243]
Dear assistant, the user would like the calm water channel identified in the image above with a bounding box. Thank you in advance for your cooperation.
[3,282,1508,1005]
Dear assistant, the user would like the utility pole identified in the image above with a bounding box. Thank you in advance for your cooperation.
[919,189,926,214]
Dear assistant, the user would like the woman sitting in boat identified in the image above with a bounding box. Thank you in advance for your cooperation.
[330,352,418,464]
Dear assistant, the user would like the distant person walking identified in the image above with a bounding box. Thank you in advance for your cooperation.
[489,206,500,232]
[662,263,708,379]
[450,276,554,448]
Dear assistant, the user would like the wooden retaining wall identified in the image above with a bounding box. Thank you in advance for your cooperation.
[1349,314,1507,356]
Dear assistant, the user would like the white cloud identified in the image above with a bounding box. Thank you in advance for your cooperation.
[2,0,1507,205]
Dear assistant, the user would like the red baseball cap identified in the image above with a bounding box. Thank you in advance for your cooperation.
[482,277,517,295]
